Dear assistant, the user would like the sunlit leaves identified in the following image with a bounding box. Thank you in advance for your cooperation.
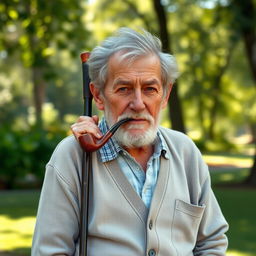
[87,0,155,42]
[8,9,18,20]
[0,0,90,127]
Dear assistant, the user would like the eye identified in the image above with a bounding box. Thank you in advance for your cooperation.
[146,87,156,91]
[116,86,130,94]
[144,86,158,93]
[118,87,128,91]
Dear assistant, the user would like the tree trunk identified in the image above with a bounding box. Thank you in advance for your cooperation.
[32,67,46,128]
[152,0,186,133]
[25,2,46,129]
[238,2,256,81]
[249,123,256,144]
[245,146,256,185]
[232,0,256,185]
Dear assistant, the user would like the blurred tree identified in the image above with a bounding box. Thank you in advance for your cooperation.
[46,51,86,122]
[153,0,186,133]
[168,1,239,142]
[1,0,255,187]
[0,0,89,128]
[0,0,91,187]
[229,0,256,185]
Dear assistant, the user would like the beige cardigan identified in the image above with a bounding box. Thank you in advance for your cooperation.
[32,127,228,255]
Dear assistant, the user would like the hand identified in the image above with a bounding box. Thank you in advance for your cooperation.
[70,115,102,141]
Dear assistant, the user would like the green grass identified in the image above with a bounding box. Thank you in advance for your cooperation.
[210,168,250,185]
[214,187,256,256]
[0,190,40,255]
[0,172,255,256]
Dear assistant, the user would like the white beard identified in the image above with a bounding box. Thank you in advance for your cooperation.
[105,111,160,148]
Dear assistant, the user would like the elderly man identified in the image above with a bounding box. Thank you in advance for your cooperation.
[32,28,228,255]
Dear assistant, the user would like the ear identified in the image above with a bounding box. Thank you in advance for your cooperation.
[90,83,105,111]
[161,84,173,109]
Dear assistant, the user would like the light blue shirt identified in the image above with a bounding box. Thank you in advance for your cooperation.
[98,118,168,208]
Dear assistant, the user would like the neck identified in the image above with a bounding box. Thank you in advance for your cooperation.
[125,145,154,172]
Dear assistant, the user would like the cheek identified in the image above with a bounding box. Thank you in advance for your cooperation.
[160,96,169,109]
[152,97,166,111]
[112,100,130,113]
[105,102,123,119]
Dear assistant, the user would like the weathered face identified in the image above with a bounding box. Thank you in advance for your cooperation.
[91,52,171,147]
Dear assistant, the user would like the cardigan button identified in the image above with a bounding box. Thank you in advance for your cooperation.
[148,249,156,256]
[149,220,153,230]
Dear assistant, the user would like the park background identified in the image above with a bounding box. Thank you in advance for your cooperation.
[0,0,256,255]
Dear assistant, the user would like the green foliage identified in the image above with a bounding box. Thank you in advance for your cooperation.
[0,0,90,189]
[0,0,90,126]
[0,124,67,189]
[87,0,156,40]
[0,0,256,187]
[0,0,89,65]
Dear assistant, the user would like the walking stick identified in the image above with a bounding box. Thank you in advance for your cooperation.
[79,52,92,256]
[78,52,133,256]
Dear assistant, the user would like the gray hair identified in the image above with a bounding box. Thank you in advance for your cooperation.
[88,27,179,93]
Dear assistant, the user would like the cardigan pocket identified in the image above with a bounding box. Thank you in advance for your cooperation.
[171,199,205,255]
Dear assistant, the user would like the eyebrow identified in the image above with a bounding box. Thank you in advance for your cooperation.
[143,78,161,86]
[113,78,161,87]
[113,79,133,87]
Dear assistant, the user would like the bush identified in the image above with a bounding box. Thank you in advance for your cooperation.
[0,124,67,189]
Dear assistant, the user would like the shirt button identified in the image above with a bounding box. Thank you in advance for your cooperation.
[149,220,153,230]
[148,249,156,256]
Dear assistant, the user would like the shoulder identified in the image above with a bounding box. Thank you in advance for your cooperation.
[159,127,209,184]
[50,135,82,160]
[47,135,83,178]
[159,126,205,166]
[159,126,197,151]
[44,135,84,195]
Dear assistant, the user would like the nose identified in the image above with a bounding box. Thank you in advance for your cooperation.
[129,89,145,111]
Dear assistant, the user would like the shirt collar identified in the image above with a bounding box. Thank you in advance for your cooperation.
[98,118,169,163]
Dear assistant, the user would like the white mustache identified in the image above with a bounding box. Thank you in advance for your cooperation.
[117,112,154,125]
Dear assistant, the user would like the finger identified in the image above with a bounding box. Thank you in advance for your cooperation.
[70,119,102,140]
[71,122,100,135]
[76,115,99,125]
[76,115,92,123]
[92,115,99,125]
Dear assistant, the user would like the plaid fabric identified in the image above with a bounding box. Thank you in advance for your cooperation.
[98,118,168,208]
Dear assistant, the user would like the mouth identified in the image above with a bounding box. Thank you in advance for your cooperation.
[122,118,150,131]
[117,115,153,125]
[127,118,147,123]
[117,113,154,127]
